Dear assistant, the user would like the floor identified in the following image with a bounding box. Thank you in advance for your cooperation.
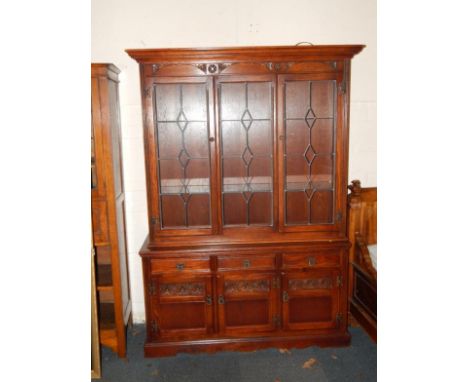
[99,325,376,381]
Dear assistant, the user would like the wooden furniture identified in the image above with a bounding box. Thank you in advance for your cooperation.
[91,63,132,358]
[347,180,377,342]
[127,45,365,357]
[91,237,101,379]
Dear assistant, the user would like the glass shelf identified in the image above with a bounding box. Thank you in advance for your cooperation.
[223,176,272,193]
[285,175,333,192]
[160,178,210,195]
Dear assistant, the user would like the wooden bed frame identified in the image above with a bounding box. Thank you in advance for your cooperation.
[347,180,377,342]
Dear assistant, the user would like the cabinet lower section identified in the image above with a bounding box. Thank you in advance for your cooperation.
[141,241,350,357]
[144,331,351,357]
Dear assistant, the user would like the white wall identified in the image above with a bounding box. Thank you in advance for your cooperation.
[91,0,376,322]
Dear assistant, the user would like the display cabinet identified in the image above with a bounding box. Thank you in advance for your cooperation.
[91,64,132,358]
[127,45,364,356]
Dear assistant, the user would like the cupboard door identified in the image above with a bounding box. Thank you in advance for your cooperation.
[282,270,341,331]
[278,74,345,232]
[217,272,278,335]
[148,275,214,339]
[217,75,276,228]
[144,76,217,236]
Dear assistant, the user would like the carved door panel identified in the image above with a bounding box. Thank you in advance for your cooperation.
[278,74,346,233]
[143,76,218,237]
[282,270,341,331]
[217,272,278,335]
[148,275,214,339]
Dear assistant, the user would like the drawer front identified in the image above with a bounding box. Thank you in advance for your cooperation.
[217,255,276,271]
[282,251,340,270]
[150,258,210,274]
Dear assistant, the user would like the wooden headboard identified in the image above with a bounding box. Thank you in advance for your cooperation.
[348,180,377,244]
[347,180,377,297]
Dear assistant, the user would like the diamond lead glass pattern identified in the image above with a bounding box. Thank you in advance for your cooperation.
[304,145,315,165]
[180,192,191,203]
[242,146,254,167]
[305,108,316,128]
[241,109,253,130]
[178,148,190,168]
[176,110,188,131]
[304,181,315,200]
[242,191,253,203]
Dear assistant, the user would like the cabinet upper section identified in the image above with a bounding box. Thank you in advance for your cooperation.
[127,45,364,77]
[126,45,364,248]
[126,45,365,63]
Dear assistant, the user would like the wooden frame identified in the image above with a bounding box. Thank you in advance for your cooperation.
[91,64,132,357]
[91,240,101,379]
[347,179,377,342]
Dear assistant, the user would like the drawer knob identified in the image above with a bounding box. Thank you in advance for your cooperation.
[218,295,225,305]
[308,257,316,266]
[243,259,251,268]
[176,263,185,270]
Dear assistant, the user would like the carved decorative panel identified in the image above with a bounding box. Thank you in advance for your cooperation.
[224,280,270,294]
[196,63,231,74]
[288,277,333,290]
[159,282,205,296]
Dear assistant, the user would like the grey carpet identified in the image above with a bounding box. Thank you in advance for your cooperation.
[99,325,376,381]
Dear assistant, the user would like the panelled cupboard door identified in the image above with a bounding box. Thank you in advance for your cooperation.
[282,270,341,331]
[217,272,278,335]
[216,75,276,229]
[277,74,346,232]
[143,76,218,236]
[148,275,214,339]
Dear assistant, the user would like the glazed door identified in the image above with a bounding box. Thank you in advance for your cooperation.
[216,75,276,229]
[143,76,218,236]
[217,272,278,335]
[278,74,346,232]
[148,274,214,339]
[282,270,341,331]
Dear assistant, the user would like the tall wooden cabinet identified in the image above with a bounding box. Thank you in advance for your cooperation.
[91,64,132,358]
[126,45,364,357]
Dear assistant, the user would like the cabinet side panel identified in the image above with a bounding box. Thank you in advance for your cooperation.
[116,198,130,320]
[108,80,124,197]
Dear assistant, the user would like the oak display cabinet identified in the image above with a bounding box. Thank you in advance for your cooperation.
[127,45,364,357]
[91,64,132,358]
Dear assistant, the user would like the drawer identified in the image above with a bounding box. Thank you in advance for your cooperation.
[282,251,340,270]
[150,257,210,274]
[217,255,276,271]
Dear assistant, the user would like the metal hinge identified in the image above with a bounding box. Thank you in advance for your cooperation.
[272,277,280,289]
[151,320,158,332]
[273,315,281,328]
[338,80,346,94]
[150,216,160,225]
[336,313,343,325]
[336,211,342,222]
[148,280,156,295]
[337,275,343,287]
[144,85,153,98]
